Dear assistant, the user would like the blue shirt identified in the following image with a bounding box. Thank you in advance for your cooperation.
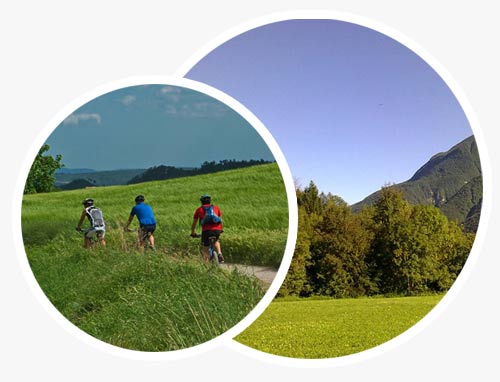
[130,203,156,225]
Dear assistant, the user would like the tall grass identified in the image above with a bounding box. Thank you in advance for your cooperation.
[22,164,288,351]
[23,163,288,267]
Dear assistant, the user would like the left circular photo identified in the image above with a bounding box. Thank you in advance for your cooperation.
[19,80,293,354]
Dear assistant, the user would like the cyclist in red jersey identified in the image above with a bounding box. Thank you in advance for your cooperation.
[191,194,224,263]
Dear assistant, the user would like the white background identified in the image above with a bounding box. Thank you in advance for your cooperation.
[1,1,499,380]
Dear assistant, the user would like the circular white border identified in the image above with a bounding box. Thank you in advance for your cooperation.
[176,10,492,367]
[12,76,298,361]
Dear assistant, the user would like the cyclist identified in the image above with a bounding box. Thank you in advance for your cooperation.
[191,194,224,263]
[76,198,106,248]
[124,195,157,250]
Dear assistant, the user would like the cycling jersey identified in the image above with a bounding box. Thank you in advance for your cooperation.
[130,202,157,225]
[194,204,222,231]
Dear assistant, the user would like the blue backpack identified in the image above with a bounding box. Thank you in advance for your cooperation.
[201,205,221,225]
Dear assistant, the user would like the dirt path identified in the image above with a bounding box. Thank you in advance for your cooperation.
[221,263,278,290]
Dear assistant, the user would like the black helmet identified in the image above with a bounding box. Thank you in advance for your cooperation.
[200,194,211,204]
[135,195,145,203]
[82,198,94,207]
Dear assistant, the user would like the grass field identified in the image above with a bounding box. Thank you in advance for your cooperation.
[22,163,288,351]
[23,163,288,266]
[235,295,443,358]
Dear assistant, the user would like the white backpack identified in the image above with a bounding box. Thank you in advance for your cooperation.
[86,206,105,228]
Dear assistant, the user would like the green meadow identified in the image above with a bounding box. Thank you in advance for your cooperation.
[235,295,442,358]
[22,163,289,351]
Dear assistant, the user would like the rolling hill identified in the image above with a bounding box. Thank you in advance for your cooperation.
[55,168,146,188]
[352,135,482,232]
[22,163,288,351]
[24,162,288,266]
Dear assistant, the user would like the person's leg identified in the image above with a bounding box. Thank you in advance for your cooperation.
[98,231,106,246]
[147,225,156,250]
[148,234,155,248]
[214,240,221,254]
[137,228,145,248]
[201,231,210,261]
[214,240,224,263]
[84,230,93,248]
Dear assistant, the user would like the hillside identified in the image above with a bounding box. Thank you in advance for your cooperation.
[127,159,273,185]
[21,163,288,351]
[24,163,288,267]
[55,168,146,188]
[352,135,482,231]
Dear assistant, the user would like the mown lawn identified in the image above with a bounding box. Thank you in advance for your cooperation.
[235,295,442,358]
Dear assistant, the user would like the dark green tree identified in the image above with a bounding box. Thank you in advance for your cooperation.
[368,187,412,294]
[24,144,63,194]
[368,187,474,295]
[298,181,324,215]
[308,201,375,297]
[278,206,313,296]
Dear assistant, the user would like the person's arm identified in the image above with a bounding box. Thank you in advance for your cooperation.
[124,206,136,231]
[191,217,198,236]
[124,214,134,231]
[76,210,86,230]
[218,206,223,230]
[191,209,199,236]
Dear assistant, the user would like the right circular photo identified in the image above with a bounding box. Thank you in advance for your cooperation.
[183,18,483,359]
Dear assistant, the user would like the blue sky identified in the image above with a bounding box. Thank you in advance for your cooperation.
[45,84,274,170]
[186,19,473,204]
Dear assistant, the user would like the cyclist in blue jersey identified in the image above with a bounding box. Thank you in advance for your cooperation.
[124,195,157,250]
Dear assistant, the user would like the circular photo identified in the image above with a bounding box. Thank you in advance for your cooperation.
[185,18,483,359]
[21,80,293,353]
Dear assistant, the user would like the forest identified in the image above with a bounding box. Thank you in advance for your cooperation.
[278,181,475,298]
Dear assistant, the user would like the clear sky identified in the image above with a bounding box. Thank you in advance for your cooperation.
[186,19,473,204]
[45,84,274,170]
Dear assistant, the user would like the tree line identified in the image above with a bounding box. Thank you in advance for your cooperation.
[127,159,273,184]
[278,181,475,298]
[24,145,273,193]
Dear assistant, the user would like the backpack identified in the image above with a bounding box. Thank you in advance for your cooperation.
[86,206,105,227]
[201,205,221,226]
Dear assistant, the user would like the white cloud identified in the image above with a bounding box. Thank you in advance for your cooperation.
[165,104,177,115]
[120,95,136,105]
[178,102,228,118]
[160,86,182,94]
[63,113,102,125]
[160,86,182,102]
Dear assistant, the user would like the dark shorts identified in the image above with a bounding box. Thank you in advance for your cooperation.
[201,230,221,247]
[140,224,156,234]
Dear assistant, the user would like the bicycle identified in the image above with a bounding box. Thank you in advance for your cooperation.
[76,226,105,248]
[191,233,221,266]
[125,227,156,252]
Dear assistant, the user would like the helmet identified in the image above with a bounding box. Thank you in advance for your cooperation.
[82,198,94,207]
[200,194,211,204]
[135,195,145,203]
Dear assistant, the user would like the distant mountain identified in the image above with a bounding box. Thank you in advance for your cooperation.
[55,169,145,188]
[56,168,96,174]
[59,178,96,190]
[352,135,482,232]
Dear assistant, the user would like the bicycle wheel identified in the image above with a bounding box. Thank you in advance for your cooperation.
[208,236,219,266]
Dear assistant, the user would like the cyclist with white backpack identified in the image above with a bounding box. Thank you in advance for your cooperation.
[191,194,224,263]
[76,198,106,248]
